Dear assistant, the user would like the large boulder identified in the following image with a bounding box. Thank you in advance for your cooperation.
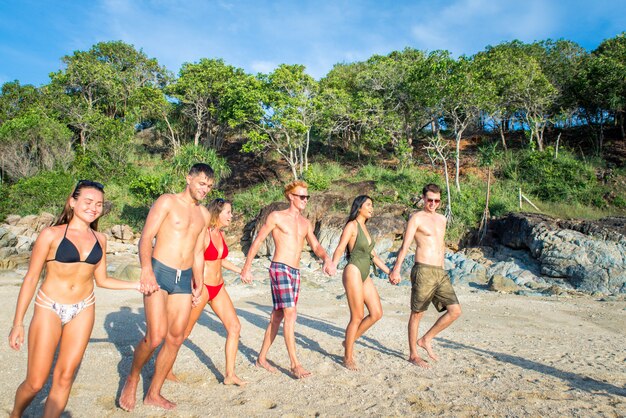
[0,226,18,248]
[490,213,626,294]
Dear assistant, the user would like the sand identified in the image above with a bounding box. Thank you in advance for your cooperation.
[1,251,625,417]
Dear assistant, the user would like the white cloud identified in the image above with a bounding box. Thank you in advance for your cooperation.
[410,0,556,55]
[250,60,277,75]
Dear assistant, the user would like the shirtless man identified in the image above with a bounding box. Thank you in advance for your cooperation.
[240,180,336,378]
[389,183,461,368]
[119,163,213,411]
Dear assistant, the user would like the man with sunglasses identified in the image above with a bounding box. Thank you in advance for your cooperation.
[241,180,335,379]
[119,163,213,411]
[389,183,461,369]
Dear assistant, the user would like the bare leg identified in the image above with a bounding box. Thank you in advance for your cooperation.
[417,304,462,362]
[256,309,283,373]
[343,266,364,371]
[43,306,95,418]
[283,306,310,378]
[11,308,61,418]
[408,311,430,368]
[143,293,192,410]
[166,286,209,382]
[119,290,168,412]
[354,277,383,341]
[210,288,246,386]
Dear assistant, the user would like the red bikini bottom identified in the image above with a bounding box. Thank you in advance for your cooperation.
[205,282,224,301]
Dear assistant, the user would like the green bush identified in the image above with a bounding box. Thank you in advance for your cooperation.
[303,162,345,190]
[502,149,600,204]
[232,182,285,218]
[613,195,626,208]
[3,171,76,217]
[129,174,168,204]
[170,144,231,185]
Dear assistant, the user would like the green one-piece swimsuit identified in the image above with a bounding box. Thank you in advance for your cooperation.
[347,222,375,281]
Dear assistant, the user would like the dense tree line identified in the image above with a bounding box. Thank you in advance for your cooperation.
[0,34,624,184]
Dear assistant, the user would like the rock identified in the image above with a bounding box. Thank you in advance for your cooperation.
[488,274,521,293]
[106,241,138,255]
[15,236,35,253]
[446,252,488,284]
[489,213,626,294]
[0,226,18,248]
[35,212,56,231]
[0,247,17,260]
[4,214,21,225]
[110,262,141,282]
[107,224,135,242]
[0,254,30,270]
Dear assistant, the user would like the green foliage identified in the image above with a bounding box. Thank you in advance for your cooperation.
[357,164,443,204]
[170,143,231,185]
[303,162,345,190]
[129,174,168,204]
[502,149,600,203]
[0,107,74,180]
[611,195,626,208]
[2,171,75,217]
[231,182,285,219]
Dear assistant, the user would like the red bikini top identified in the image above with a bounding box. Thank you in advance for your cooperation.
[204,229,228,261]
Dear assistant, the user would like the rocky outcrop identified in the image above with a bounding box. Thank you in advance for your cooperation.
[0,215,139,270]
[489,213,626,294]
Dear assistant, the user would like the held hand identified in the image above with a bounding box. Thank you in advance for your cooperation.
[389,270,401,285]
[323,259,336,276]
[240,269,253,284]
[8,325,24,351]
[139,268,159,295]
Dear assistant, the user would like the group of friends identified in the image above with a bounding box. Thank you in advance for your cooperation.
[7,163,461,417]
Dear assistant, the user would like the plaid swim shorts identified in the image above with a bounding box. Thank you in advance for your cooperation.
[269,261,301,309]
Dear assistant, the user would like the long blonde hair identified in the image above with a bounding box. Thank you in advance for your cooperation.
[207,198,231,229]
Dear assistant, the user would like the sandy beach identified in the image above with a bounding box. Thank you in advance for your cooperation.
[1,251,624,417]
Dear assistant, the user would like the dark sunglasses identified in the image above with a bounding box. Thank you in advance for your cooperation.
[74,179,105,194]
[291,193,311,201]
[426,198,440,204]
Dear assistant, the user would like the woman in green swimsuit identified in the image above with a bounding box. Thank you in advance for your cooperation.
[331,195,390,370]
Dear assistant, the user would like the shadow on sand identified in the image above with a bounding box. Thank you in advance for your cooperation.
[439,338,626,397]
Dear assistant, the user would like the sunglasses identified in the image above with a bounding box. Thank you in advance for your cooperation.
[426,198,441,204]
[74,179,105,194]
[291,193,311,201]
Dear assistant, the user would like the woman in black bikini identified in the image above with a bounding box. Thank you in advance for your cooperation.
[331,195,390,370]
[167,198,246,386]
[8,180,143,418]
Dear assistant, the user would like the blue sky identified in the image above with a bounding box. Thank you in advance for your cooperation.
[1,0,624,86]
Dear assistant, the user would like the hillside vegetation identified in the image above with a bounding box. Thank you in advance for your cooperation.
[1,35,625,242]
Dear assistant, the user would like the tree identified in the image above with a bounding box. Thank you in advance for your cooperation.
[474,41,557,151]
[441,56,495,191]
[0,81,41,125]
[0,107,73,179]
[49,41,169,149]
[244,64,319,180]
[167,58,262,149]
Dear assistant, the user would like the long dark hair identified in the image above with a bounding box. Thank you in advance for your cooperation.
[346,195,372,225]
[55,180,105,230]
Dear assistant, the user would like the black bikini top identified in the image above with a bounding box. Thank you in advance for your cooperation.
[46,224,103,265]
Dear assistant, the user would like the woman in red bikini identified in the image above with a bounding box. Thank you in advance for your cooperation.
[167,198,245,386]
[8,180,143,418]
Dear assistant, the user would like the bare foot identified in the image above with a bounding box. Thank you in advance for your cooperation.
[165,370,180,382]
[343,357,359,371]
[224,374,248,386]
[408,355,431,369]
[119,377,139,412]
[144,393,176,410]
[255,358,277,373]
[291,364,312,379]
[417,337,439,361]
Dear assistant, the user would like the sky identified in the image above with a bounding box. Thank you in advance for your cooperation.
[1,0,625,87]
